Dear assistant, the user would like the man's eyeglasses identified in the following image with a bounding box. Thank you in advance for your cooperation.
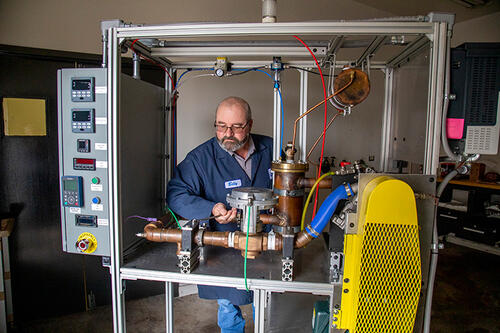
[214,122,249,133]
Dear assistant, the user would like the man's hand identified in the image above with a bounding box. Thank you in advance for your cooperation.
[212,202,237,224]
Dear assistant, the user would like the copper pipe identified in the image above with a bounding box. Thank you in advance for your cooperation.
[201,231,230,248]
[259,213,287,227]
[295,229,314,248]
[143,221,182,243]
[291,73,354,154]
[141,224,283,258]
[298,177,332,189]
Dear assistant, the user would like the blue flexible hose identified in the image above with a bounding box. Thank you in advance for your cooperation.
[306,183,352,238]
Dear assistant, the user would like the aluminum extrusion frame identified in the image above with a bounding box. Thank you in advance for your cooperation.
[104,18,448,333]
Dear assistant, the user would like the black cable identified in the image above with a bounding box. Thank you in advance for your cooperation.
[229,66,266,76]
[288,66,335,77]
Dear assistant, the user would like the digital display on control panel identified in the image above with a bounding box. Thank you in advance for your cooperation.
[73,158,96,171]
[63,178,78,191]
[77,139,90,153]
[72,109,95,133]
[72,79,92,91]
[71,77,95,102]
[73,110,91,121]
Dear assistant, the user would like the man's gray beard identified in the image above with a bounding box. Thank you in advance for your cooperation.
[217,134,249,152]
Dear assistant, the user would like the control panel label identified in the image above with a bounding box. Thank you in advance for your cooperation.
[96,161,108,169]
[95,143,107,151]
[98,218,109,226]
[90,184,103,192]
[69,207,82,214]
[96,117,107,125]
[91,204,104,211]
[95,86,107,94]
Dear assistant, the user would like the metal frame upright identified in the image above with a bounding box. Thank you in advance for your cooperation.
[104,17,451,333]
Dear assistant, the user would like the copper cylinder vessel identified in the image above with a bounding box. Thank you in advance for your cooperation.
[271,161,308,229]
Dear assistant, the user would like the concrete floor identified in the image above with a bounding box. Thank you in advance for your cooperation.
[21,294,254,333]
[18,242,500,333]
[431,243,500,333]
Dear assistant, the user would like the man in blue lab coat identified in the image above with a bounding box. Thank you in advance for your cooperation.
[167,96,273,332]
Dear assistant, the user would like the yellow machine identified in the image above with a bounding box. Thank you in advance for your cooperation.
[338,176,422,332]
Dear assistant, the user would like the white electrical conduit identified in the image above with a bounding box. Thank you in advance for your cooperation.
[326,56,350,113]
[173,73,215,93]
[440,34,461,161]
[422,168,459,333]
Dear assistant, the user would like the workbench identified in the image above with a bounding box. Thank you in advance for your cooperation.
[122,234,335,332]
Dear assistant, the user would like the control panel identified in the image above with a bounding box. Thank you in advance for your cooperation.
[62,176,83,207]
[58,68,110,256]
[72,108,95,133]
[71,77,95,102]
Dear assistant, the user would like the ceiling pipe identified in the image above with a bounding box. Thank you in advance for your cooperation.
[262,0,277,23]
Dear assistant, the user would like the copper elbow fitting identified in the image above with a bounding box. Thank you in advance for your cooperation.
[259,213,287,227]
[295,229,314,248]
[232,232,283,259]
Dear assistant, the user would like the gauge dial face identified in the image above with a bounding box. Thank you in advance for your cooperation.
[215,68,225,77]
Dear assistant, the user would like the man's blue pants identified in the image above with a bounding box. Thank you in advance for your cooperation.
[217,299,246,333]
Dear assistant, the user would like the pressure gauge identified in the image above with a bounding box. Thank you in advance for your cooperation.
[214,57,228,77]
[215,68,225,77]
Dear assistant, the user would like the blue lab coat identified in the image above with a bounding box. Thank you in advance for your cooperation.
[167,134,273,305]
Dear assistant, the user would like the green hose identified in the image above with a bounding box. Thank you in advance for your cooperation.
[300,172,336,231]
[167,206,182,229]
[244,206,250,291]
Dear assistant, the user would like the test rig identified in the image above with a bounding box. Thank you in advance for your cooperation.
[57,11,454,333]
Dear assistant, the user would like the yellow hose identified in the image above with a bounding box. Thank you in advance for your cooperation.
[300,172,336,231]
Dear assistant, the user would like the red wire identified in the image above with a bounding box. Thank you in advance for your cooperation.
[293,35,328,218]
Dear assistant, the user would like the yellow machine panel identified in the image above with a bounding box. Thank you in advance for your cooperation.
[338,176,421,333]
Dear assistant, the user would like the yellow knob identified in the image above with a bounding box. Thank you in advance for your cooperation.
[75,232,97,253]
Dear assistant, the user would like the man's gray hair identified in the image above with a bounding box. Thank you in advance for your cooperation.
[215,96,252,122]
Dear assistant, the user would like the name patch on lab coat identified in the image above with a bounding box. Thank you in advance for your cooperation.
[225,179,242,189]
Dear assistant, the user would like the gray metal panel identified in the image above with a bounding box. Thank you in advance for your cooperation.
[58,68,110,256]
[119,74,165,247]
[58,69,164,257]
[265,293,325,333]
[389,46,431,168]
